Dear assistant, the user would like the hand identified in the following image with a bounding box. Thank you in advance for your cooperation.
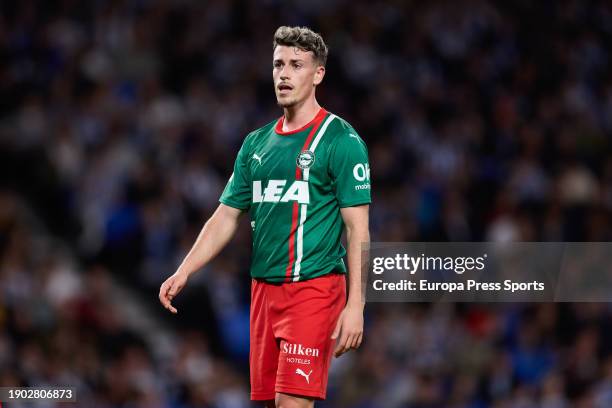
[331,304,364,358]
[159,270,189,314]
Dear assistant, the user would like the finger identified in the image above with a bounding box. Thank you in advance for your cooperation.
[334,333,351,357]
[341,334,352,353]
[331,318,342,340]
[163,295,178,313]
[343,332,360,353]
[168,303,177,314]
[333,337,344,356]
[351,333,360,349]
[168,281,181,297]
[159,281,169,304]
[344,333,353,349]
[159,282,177,312]
[161,276,175,296]
[355,332,363,348]
[349,333,359,349]
[160,292,172,311]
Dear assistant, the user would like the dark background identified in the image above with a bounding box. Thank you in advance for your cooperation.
[1,0,612,407]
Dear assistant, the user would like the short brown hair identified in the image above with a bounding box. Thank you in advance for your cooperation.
[273,26,328,67]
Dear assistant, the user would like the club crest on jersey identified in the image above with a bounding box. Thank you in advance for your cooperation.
[296,150,315,169]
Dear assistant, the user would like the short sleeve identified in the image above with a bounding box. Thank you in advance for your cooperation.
[329,131,372,207]
[219,136,252,210]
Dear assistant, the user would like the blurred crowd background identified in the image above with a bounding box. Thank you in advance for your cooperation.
[1,0,612,407]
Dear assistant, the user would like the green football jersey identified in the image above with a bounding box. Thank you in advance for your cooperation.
[219,108,371,283]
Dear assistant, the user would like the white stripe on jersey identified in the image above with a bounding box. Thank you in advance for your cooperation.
[293,203,309,282]
[303,114,337,182]
[293,114,337,282]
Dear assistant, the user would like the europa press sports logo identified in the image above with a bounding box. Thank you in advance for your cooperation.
[296,150,315,169]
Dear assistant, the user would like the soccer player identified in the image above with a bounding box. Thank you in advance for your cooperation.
[159,26,371,408]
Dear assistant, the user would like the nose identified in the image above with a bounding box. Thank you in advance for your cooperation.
[279,65,290,80]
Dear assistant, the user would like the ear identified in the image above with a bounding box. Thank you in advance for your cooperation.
[313,65,325,86]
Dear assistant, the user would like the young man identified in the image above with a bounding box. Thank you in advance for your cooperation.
[159,26,371,408]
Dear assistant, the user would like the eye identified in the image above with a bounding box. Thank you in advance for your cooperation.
[273,62,283,69]
[293,62,303,69]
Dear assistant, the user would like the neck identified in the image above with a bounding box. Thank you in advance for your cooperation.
[282,97,321,132]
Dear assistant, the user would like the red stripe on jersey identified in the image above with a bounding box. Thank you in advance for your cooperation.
[284,110,328,282]
[284,201,299,281]
[300,111,326,155]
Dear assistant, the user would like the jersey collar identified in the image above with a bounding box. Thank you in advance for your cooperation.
[275,107,327,135]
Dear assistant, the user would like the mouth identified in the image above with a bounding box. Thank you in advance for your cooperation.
[277,83,293,93]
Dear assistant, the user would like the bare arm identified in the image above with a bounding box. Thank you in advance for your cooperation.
[332,204,370,357]
[159,203,244,313]
[342,205,369,308]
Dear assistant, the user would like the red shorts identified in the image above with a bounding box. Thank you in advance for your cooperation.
[250,273,346,401]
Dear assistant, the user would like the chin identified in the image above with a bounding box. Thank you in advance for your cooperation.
[277,98,297,108]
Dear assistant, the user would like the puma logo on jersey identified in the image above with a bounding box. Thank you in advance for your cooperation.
[295,368,313,384]
[253,180,309,204]
[252,153,264,165]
